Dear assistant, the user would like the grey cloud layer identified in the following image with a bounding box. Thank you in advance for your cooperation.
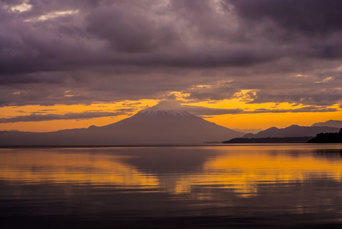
[1,0,342,107]
[0,109,132,123]
[0,104,335,123]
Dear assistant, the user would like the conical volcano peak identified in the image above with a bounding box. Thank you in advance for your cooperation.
[147,100,184,111]
[135,100,194,118]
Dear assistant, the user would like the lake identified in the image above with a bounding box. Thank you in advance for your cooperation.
[1,144,342,228]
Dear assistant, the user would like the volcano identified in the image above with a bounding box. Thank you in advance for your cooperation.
[0,102,243,145]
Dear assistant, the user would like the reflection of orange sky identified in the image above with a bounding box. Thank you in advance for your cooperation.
[0,149,159,187]
[1,147,342,198]
[173,147,342,197]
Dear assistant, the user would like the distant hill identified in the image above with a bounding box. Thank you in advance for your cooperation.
[308,129,342,143]
[242,125,339,138]
[0,102,243,146]
[312,120,342,128]
[223,137,312,143]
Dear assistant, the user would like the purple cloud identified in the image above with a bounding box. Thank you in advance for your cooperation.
[0,0,341,107]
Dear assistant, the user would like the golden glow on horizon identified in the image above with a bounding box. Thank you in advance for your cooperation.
[205,111,342,129]
[184,99,342,129]
[0,97,341,132]
[0,100,158,132]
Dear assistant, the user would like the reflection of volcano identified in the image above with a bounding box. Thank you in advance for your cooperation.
[2,146,342,198]
[0,101,242,145]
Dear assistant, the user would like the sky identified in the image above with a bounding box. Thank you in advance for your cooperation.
[0,0,342,132]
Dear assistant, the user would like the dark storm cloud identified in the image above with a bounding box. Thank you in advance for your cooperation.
[0,0,342,107]
[230,0,342,35]
[0,109,132,123]
[228,0,342,59]
[85,2,178,53]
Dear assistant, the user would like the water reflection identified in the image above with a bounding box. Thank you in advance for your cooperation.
[1,145,342,228]
[1,145,342,197]
[175,148,342,197]
[0,149,158,188]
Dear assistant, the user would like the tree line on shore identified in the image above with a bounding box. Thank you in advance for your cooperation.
[308,128,342,143]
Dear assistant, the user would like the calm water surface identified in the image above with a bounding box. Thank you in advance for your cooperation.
[1,144,342,228]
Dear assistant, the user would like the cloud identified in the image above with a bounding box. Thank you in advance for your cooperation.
[188,105,337,116]
[183,106,243,116]
[245,106,338,114]
[0,0,342,107]
[183,72,342,106]
[154,100,338,116]
[229,0,342,35]
[0,109,132,123]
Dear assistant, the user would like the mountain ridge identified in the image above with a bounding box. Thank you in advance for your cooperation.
[312,120,342,128]
[0,103,243,145]
[242,125,339,138]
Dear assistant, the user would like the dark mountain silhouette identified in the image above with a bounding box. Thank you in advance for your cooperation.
[312,120,342,128]
[242,125,339,138]
[223,137,312,143]
[0,102,243,146]
[308,128,342,143]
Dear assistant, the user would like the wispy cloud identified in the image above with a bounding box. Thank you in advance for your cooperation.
[157,101,338,116]
[0,109,132,123]
[9,2,32,13]
[24,10,79,22]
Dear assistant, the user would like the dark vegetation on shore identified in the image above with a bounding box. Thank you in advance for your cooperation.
[308,129,342,143]
[223,137,312,143]
[224,128,342,144]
